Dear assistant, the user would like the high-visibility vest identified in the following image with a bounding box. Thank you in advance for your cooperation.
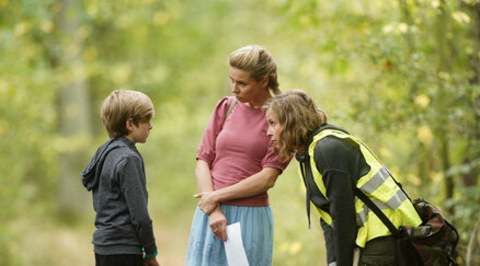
[302,129,422,248]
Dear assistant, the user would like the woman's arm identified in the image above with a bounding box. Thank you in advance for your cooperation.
[194,167,280,214]
[195,159,215,193]
[320,218,336,264]
[315,137,360,266]
[195,159,228,241]
[323,170,356,266]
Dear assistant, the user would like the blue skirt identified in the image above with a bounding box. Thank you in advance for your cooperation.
[185,204,273,266]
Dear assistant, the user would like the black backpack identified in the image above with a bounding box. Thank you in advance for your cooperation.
[355,187,459,266]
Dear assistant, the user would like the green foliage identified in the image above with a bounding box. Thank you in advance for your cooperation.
[277,0,480,263]
[271,166,328,266]
[1,0,479,265]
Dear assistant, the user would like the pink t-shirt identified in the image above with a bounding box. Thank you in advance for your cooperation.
[197,96,291,206]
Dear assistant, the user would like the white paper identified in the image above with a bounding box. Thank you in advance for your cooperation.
[224,222,249,266]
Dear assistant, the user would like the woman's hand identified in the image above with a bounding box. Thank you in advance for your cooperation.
[194,191,219,215]
[209,207,227,241]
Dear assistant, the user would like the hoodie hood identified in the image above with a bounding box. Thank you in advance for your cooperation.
[81,137,126,191]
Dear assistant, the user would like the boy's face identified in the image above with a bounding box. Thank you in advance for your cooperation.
[126,119,153,144]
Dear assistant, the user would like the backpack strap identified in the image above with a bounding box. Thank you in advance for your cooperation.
[225,97,237,119]
[354,188,401,237]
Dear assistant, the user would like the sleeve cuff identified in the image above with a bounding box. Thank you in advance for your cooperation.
[144,249,158,259]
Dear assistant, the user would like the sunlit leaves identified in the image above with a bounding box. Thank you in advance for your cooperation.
[417,125,434,145]
[110,63,132,85]
[152,10,171,26]
[279,241,303,256]
[413,94,430,107]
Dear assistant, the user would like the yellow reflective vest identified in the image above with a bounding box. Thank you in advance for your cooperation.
[301,129,422,248]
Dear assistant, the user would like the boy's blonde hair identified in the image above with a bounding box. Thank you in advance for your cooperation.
[229,44,281,95]
[100,90,155,138]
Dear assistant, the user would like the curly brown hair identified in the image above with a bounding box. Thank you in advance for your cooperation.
[263,90,327,158]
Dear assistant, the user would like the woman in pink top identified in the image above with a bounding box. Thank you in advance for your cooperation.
[185,45,292,266]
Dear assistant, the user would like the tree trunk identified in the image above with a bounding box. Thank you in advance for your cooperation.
[55,0,92,218]
[435,2,454,211]
[460,3,480,189]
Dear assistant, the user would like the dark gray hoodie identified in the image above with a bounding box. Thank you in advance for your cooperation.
[82,136,157,255]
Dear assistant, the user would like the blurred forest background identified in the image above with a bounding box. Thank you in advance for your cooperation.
[1,0,480,265]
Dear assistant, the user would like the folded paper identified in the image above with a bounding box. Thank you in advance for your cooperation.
[224,222,249,266]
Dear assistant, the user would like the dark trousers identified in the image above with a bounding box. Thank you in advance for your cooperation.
[95,253,143,266]
[358,235,397,266]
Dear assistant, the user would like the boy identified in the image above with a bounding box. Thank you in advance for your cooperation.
[82,90,160,266]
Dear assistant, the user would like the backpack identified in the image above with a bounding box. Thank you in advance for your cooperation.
[356,189,459,266]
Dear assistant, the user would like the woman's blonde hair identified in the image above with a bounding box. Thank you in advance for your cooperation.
[100,90,155,138]
[229,45,281,95]
[263,90,327,158]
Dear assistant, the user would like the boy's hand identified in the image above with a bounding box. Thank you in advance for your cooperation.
[194,191,219,215]
[143,257,160,266]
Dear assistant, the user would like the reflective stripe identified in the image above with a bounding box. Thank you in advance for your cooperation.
[385,188,408,210]
[356,189,409,227]
[359,167,389,194]
[371,198,390,210]
[357,201,385,227]
[308,129,423,247]
[369,189,407,210]
[357,205,368,226]
[358,165,409,209]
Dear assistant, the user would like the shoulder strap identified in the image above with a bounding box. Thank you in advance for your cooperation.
[225,97,237,119]
[354,188,400,237]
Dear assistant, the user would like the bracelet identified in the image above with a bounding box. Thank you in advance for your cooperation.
[145,250,158,259]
